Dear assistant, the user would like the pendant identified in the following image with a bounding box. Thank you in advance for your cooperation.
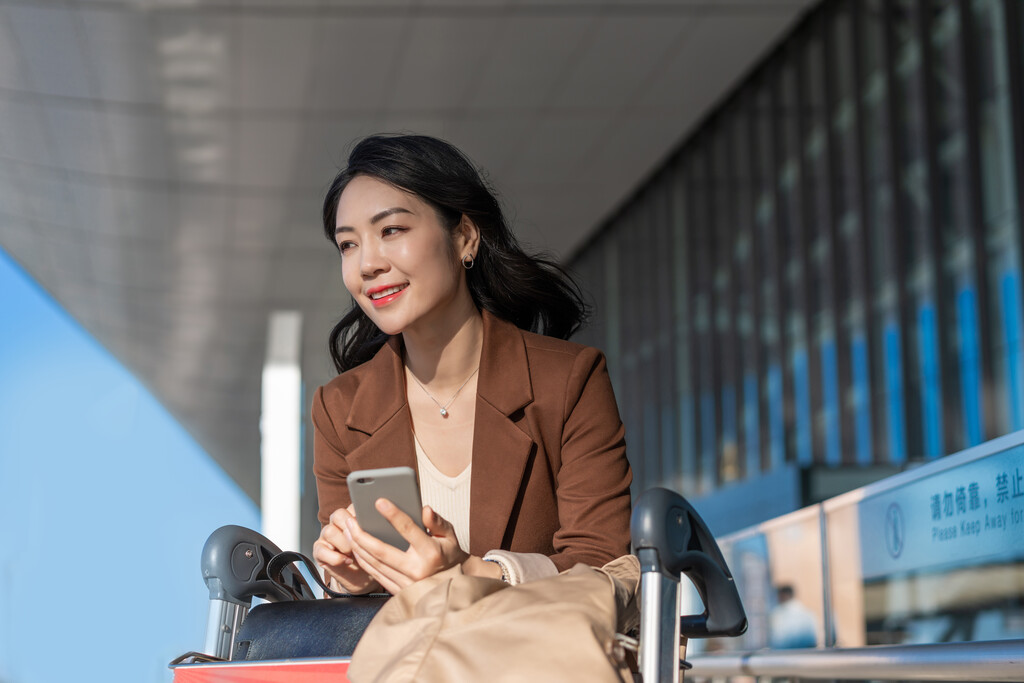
[440,408,448,418]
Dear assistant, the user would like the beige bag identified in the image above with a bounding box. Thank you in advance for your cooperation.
[348,556,641,683]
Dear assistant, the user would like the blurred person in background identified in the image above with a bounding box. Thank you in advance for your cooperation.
[770,584,818,649]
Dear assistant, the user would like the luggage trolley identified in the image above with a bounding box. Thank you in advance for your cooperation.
[170,488,747,682]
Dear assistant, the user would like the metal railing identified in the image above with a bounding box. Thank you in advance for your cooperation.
[680,430,1024,681]
[687,635,1024,680]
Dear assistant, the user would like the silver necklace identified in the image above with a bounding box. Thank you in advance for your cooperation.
[407,366,479,418]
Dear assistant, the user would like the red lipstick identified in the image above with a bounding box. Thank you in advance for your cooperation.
[366,283,408,308]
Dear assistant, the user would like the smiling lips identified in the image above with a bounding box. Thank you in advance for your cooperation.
[367,283,408,308]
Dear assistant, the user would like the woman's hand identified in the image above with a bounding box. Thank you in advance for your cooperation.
[344,500,469,594]
[313,505,382,595]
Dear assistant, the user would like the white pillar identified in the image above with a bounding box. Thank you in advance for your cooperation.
[260,310,303,552]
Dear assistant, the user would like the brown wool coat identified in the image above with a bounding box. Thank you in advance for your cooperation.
[312,310,633,570]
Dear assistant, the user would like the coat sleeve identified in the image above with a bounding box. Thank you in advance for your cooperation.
[312,385,353,528]
[549,347,633,571]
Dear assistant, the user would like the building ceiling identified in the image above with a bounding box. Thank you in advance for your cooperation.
[0,0,812,505]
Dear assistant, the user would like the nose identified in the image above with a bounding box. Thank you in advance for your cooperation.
[360,240,388,278]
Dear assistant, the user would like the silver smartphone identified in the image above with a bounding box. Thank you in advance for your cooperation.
[348,466,424,551]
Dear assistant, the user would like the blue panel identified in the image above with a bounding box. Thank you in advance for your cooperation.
[1001,269,1024,431]
[701,391,716,491]
[744,372,760,477]
[794,349,813,465]
[958,286,983,447]
[643,398,660,482]
[723,385,737,441]
[722,384,737,479]
[681,394,696,486]
[919,303,944,459]
[0,249,260,683]
[690,463,801,537]
[884,320,907,464]
[768,365,785,470]
[661,401,675,486]
[821,338,841,466]
[852,333,873,465]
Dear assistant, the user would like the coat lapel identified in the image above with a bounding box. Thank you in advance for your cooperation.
[343,336,417,473]
[469,312,536,555]
[334,314,537,554]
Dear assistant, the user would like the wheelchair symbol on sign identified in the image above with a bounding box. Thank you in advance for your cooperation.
[885,502,904,558]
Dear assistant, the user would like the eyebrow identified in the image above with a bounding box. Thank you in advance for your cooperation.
[335,207,414,235]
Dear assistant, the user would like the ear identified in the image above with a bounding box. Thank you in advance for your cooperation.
[455,215,481,259]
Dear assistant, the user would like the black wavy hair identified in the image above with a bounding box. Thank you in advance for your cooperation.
[322,134,589,373]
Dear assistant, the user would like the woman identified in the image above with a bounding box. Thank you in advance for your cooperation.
[311,134,632,595]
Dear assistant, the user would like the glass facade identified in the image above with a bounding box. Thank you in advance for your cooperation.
[570,0,1024,497]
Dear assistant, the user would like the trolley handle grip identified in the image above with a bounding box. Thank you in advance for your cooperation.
[200,525,317,605]
[631,488,747,638]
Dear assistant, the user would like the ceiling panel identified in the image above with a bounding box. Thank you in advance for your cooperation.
[511,182,611,256]
[387,15,502,111]
[308,16,410,114]
[43,105,114,176]
[549,15,691,111]
[467,15,595,112]
[0,8,26,90]
[289,116,379,190]
[235,15,316,110]
[176,189,232,248]
[105,183,177,241]
[233,118,304,188]
[503,111,609,188]
[376,111,450,140]
[102,110,176,181]
[18,166,74,229]
[0,218,39,272]
[0,97,54,167]
[584,111,689,191]
[443,112,538,183]
[0,161,28,220]
[231,192,291,246]
[78,7,162,105]
[635,14,799,113]
[6,4,95,98]
[167,113,233,184]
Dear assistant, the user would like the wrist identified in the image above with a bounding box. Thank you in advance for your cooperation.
[461,554,505,581]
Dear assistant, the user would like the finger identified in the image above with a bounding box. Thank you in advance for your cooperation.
[348,534,407,593]
[322,521,357,552]
[344,516,410,572]
[354,553,401,594]
[329,506,355,530]
[313,539,351,568]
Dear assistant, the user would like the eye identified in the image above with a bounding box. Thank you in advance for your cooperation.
[336,240,356,254]
[382,226,406,238]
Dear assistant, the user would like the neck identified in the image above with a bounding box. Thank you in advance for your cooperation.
[402,303,484,388]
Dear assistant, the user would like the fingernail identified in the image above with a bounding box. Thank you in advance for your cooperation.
[376,498,392,512]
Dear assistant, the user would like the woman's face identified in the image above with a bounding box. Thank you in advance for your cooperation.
[334,175,475,337]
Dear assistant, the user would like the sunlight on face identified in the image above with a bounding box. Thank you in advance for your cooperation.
[334,175,469,337]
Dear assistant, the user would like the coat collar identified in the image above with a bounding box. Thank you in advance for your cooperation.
[344,309,534,435]
[340,310,537,555]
